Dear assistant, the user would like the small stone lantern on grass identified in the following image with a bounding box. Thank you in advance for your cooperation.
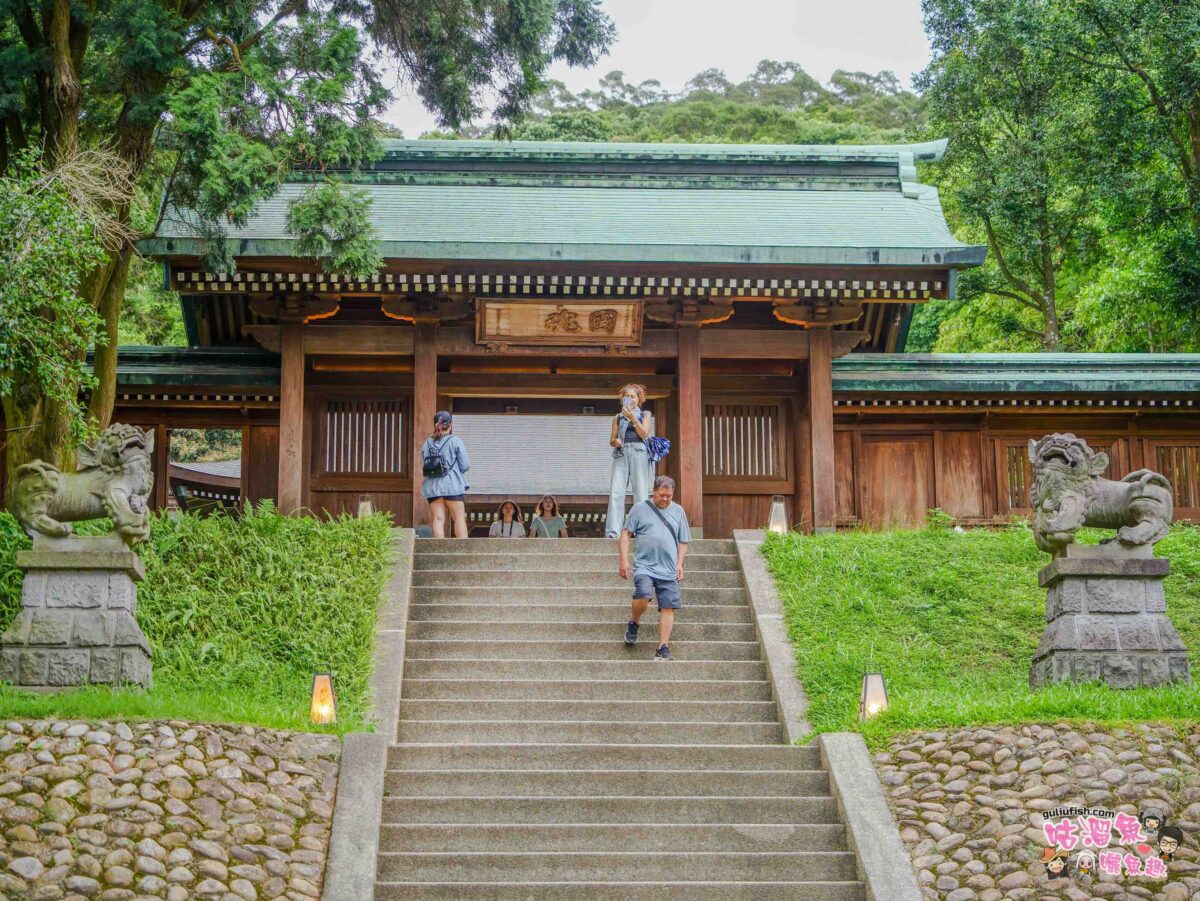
[1027,433,1190,689]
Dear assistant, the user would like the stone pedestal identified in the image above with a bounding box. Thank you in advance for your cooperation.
[1030,550,1190,690]
[0,536,153,689]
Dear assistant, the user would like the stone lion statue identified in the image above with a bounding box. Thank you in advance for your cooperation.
[11,423,155,547]
[1029,433,1173,555]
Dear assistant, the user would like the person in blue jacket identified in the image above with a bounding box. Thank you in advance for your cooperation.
[421,411,471,538]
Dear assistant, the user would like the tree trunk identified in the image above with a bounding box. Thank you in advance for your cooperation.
[40,0,83,166]
[1043,293,1061,350]
[86,246,135,429]
[82,98,163,432]
[2,390,76,510]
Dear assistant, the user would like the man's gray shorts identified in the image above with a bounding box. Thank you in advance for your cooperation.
[633,574,682,610]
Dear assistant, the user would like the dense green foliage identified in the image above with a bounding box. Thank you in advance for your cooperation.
[118,259,188,347]
[0,0,613,474]
[286,181,384,279]
[913,0,1200,352]
[0,151,109,453]
[762,523,1200,748]
[0,508,394,731]
[432,60,924,144]
[169,429,242,464]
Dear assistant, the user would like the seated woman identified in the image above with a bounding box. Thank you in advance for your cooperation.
[528,495,569,538]
[488,499,526,537]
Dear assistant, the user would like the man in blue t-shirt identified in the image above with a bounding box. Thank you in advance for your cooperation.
[618,475,691,661]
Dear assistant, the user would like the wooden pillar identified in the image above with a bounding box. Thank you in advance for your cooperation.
[153,424,169,511]
[277,323,305,515]
[791,401,812,533]
[677,325,704,535]
[808,326,835,533]
[411,321,438,528]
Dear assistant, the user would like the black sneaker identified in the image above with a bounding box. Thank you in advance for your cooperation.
[654,644,674,661]
[624,620,639,646]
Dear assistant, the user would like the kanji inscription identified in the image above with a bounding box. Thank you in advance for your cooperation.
[476,299,643,346]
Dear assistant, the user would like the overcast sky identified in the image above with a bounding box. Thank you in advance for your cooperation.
[382,0,932,137]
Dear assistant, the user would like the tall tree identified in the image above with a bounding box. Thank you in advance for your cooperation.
[0,0,613,480]
[1062,0,1200,308]
[918,0,1116,350]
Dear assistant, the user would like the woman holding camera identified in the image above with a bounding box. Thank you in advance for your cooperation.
[604,384,654,539]
[421,410,471,539]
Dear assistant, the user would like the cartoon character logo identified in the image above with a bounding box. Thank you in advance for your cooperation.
[1074,850,1095,876]
[1158,826,1183,862]
[1140,807,1164,837]
[1041,846,1070,877]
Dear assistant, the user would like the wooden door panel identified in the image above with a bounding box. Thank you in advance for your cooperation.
[244,426,280,508]
[860,435,935,529]
[935,431,984,518]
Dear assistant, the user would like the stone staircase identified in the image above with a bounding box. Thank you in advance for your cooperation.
[374,537,866,899]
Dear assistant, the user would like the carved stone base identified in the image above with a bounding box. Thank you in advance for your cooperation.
[0,536,153,689]
[1030,552,1190,690]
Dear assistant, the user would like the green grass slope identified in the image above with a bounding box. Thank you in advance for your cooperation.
[762,522,1200,748]
[0,506,394,731]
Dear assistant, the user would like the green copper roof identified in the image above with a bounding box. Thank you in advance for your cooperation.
[833,353,1200,394]
[111,347,281,389]
[143,139,986,269]
[110,347,1200,396]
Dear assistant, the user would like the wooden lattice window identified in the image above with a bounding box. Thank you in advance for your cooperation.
[321,398,406,476]
[1003,444,1033,511]
[1154,444,1200,510]
[703,402,789,486]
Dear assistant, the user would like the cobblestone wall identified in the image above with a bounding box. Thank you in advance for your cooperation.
[0,720,339,899]
[875,723,1200,901]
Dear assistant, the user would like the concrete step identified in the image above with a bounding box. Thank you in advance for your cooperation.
[415,553,741,572]
[382,795,840,824]
[412,570,745,588]
[387,743,821,772]
[412,586,749,605]
[404,639,763,661]
[379,822,847,853]
[397,699,779,724]
[401,678,773,702]
[385,769,829,797]
[408,603,753,624]
[416,538,736,555]
[402,659,768,681]
[376,881,865,900]
[377,851,858,883]
[394,721,785,745]
[408,620,757,643]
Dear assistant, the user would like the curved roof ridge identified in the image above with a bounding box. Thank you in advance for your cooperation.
[374,137,951,162]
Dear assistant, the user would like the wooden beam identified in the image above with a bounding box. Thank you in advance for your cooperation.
[440,373,675,398]
[277,324,305,514]
[249,323,866,360]
[411,322,438,528]
[440,327,678,358]
[809,327,836,533]
[677,325,704,534]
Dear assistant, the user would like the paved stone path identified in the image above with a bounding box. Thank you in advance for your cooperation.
[0,719,338,899]
[875,723,1200,901]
